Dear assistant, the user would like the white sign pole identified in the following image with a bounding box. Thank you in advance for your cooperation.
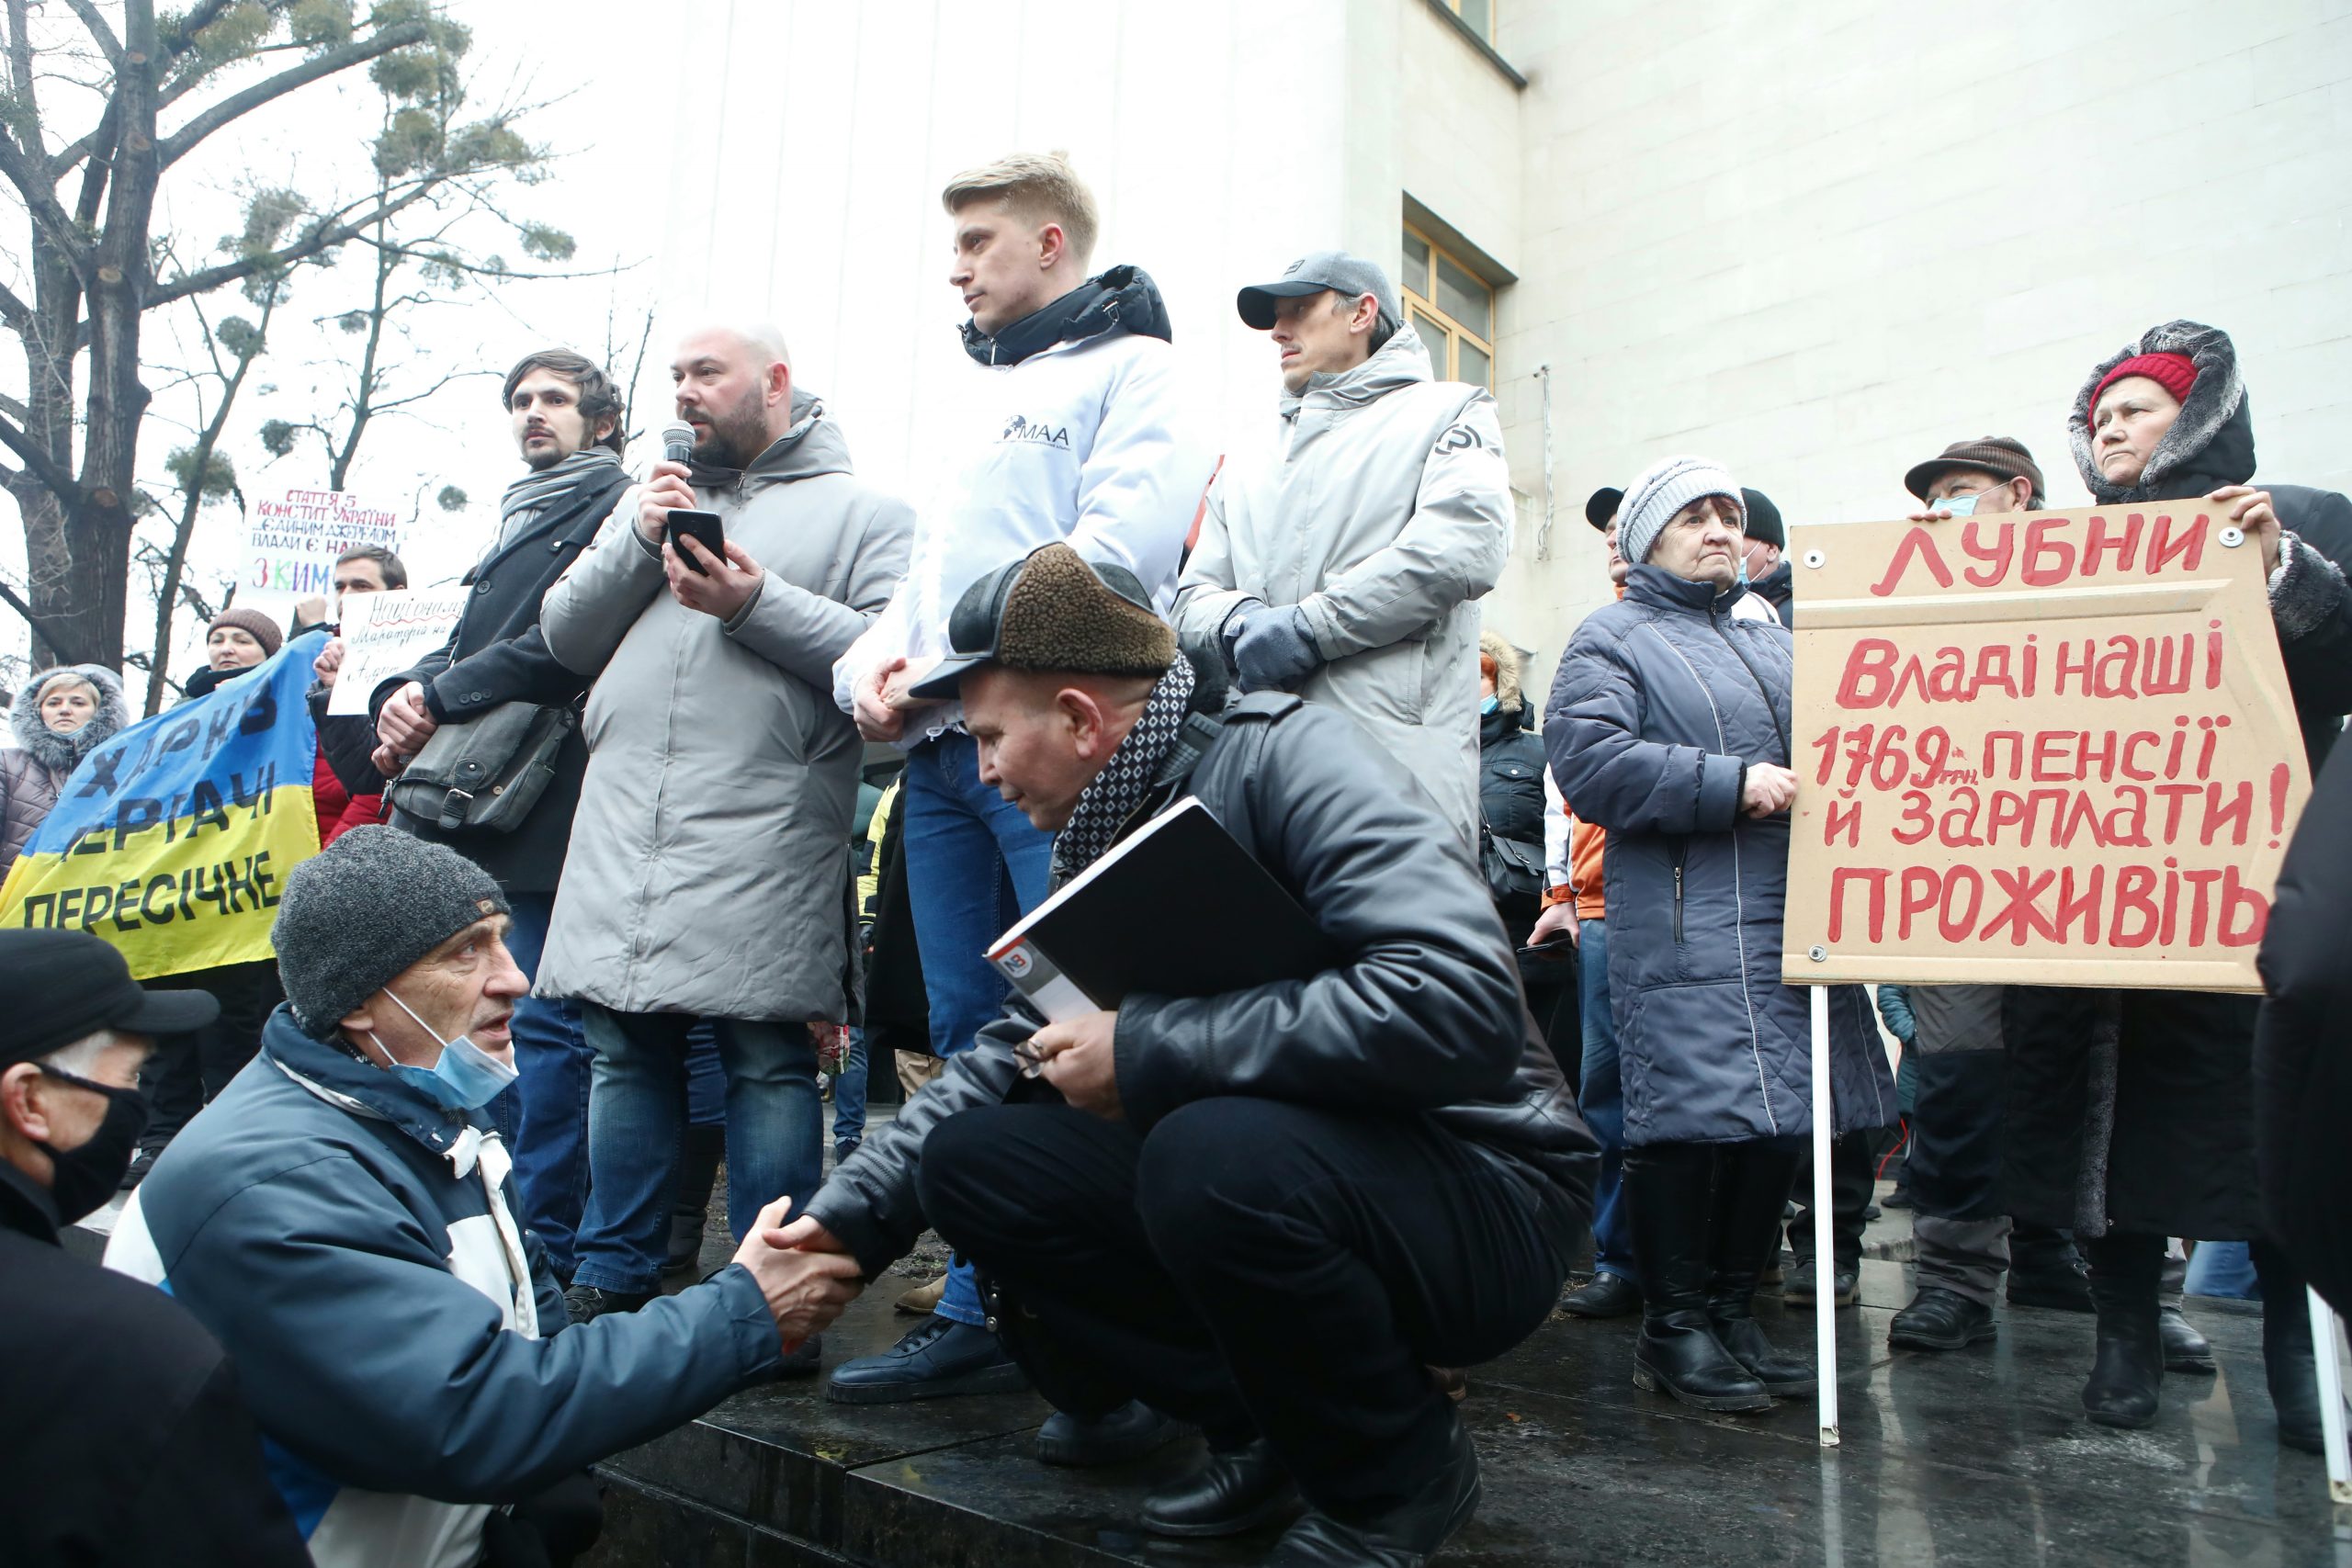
[2308,1287,2350,1503]
[1811,984,1840,1447]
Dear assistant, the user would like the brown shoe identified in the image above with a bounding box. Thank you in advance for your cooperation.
[895,1275,947,1315]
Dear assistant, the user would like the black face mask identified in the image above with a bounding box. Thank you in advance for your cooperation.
[36,1066,150,1225]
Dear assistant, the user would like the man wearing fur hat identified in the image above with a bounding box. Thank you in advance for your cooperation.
[107,827,863,1568]
[779,542,1591,1566]
[1175,251,1510,840]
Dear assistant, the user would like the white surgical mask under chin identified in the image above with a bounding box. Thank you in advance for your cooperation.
[1939,491,1983,517]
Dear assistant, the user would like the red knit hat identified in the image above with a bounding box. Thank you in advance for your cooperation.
[2090,351,2197,419]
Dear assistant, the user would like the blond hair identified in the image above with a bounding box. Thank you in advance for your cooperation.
[941,151,1099,271]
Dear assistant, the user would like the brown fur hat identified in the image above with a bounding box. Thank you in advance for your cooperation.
[910,541,1174,699]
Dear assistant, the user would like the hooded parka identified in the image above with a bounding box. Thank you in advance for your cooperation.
[2005,321,2352,1239]
[1544,567,1894,1146]
[0,664,129,872]
[537,391,913,1022]
[1174,324,1510,838]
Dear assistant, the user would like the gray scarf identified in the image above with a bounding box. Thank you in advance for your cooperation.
[499,447,621,528]
[1050,658,1197,886]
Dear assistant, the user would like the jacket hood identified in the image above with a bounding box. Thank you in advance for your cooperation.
[1282,321,1437,419]
[691,386,853,491]
[2070,320,2255,502]
[1479,629,1525,717]
[960,264,1174,367]
[259,1006,492,1161]
[10,663,129,774]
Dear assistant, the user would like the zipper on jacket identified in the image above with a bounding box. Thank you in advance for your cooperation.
[1671,841,1688,942]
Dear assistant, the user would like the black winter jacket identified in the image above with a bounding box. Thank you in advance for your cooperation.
[0,1163,307,1568]
[1478,705,1547,847]
[805,693,1598,1269]
[364,463,631,892]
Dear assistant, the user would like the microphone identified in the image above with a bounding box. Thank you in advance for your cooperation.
[661,420,696,468]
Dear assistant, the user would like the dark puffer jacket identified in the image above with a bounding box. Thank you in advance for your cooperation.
[806,691,1600,1272]
[0,663,130,872]
[2006,320,2352,1239]
[1477,630,1546,846]
[1544,566,1893,1146]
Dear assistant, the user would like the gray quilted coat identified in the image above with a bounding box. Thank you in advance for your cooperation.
[1,665,129,874]
[537,393,913,1022]
[1544,567,1893,1145]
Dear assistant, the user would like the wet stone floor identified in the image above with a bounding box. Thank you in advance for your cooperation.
[582,1174,2352,1568]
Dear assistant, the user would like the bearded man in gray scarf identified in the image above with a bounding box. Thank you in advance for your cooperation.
[359,347,633,1283]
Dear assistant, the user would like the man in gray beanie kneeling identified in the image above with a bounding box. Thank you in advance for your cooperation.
[105,826,862,1568]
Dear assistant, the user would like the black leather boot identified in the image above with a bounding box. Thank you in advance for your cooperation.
[2156,1247,2214,1372]
[1140,1438,1299,1537]
[1626,1144,1771,1413]
[1706,1140,1816,1398]
[2254,1239,2325,1453]
[2082,1233,2164,1429]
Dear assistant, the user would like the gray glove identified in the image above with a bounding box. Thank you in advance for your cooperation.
[1232,604,1323,693]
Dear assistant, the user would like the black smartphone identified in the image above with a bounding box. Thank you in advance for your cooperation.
[666,508,726,574]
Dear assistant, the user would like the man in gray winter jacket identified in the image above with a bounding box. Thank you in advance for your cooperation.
[538,323,913,1328]
[1175,251,1510,839]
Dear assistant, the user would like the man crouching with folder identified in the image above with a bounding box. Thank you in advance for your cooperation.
[773,540,1594,1568]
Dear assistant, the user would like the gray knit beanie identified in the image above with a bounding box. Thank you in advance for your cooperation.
[1617,455,1746,567]
[273,826,510,1038]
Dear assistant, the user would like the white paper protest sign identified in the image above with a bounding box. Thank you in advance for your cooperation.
[244,489,401,606]
[326,588,469,716]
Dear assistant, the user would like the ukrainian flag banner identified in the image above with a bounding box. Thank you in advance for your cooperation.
[0,630,324,978]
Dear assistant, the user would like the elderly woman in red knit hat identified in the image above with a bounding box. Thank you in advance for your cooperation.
[2003,321,2352,1450]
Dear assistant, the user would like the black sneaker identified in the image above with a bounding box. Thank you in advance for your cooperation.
[825,1315,1029,1404]
[563,1283,654,1325]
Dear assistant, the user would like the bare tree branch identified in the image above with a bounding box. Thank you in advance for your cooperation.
[146,180,440,307]
[160,17,431,169]
[60,0,125,73]
[0,410,79,502]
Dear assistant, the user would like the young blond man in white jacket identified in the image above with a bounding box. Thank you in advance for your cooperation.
[826,152,1207,1416]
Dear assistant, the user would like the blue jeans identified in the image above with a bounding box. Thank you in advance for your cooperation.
[503,893,593,1279]
[902,731,1057,1325]
[1577,919,1632,1279]
[2184,1239,2262,1300]
[685,1023,725,1126]
[571,1004,821,1295]
[833,1027,869,1154]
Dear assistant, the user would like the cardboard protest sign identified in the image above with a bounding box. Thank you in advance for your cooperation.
[0,631,326,978]
[325,588,470,716]
[244,487,400,604]
[1781,503,2309,992]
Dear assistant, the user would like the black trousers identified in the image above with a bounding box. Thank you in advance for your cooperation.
[139,959,282,1154]
[1789,1131,1876,1270]
[917,1097,1566,1518]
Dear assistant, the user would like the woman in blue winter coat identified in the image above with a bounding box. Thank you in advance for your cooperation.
[1544,456,1894,1414]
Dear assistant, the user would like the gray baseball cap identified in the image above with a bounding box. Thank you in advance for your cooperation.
[1236,250,1401,333]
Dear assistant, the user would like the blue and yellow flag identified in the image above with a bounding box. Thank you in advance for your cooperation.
[1,631,323,978]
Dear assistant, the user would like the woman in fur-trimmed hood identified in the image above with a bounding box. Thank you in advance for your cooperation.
[1,664,129,872]
[2005,319,2352,1450]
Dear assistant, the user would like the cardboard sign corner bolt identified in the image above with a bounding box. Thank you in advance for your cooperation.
[1781,505,2309,992]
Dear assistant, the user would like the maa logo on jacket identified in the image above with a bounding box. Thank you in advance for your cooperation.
[1001,413,1071,449]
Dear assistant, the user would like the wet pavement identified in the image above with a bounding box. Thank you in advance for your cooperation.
[582,1173,2352,1568]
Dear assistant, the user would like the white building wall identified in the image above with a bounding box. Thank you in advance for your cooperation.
[1487,0,2352,688]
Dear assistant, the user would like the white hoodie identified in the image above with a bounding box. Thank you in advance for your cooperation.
[831,327,1205,739]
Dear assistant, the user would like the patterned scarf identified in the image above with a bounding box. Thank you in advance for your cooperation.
[499,447,621,528]
[1050,657,1197,885]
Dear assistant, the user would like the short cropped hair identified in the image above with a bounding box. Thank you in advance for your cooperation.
[941,151,1099,272]
[334,544,407,590]
[502,348,626,454]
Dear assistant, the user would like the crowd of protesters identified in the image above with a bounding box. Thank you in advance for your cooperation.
[6,147,2352,1568]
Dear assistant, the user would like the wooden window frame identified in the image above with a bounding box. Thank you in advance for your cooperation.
[1400,220,1497,390]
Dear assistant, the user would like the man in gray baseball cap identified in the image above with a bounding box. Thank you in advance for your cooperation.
[1178,246,1511,839]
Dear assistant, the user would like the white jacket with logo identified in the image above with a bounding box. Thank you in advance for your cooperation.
[1174,325,1511,837]
[831,327,1205,738]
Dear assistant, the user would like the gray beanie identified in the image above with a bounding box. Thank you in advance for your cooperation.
[273,826,510,1038]
[1617,455,1746,567]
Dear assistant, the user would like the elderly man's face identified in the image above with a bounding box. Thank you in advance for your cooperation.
[2,1034,148,1167]
[1927,468,2030,514]
[963,665,1148,832]
[1604,519,1630,585]
[344,916,529,1069]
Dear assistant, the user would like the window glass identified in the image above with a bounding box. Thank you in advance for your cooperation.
[1436,254,1491,339]
[1457,0,1491,39]
[1457,337,1490,389]
[1409,306,1451,371]
[1402,229,1431,292]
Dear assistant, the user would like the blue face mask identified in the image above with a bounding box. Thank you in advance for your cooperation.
[1480,694,1499,715]
[1938,491,1982,516]
[1735,554,1751,588]
[368,987,518,1111]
